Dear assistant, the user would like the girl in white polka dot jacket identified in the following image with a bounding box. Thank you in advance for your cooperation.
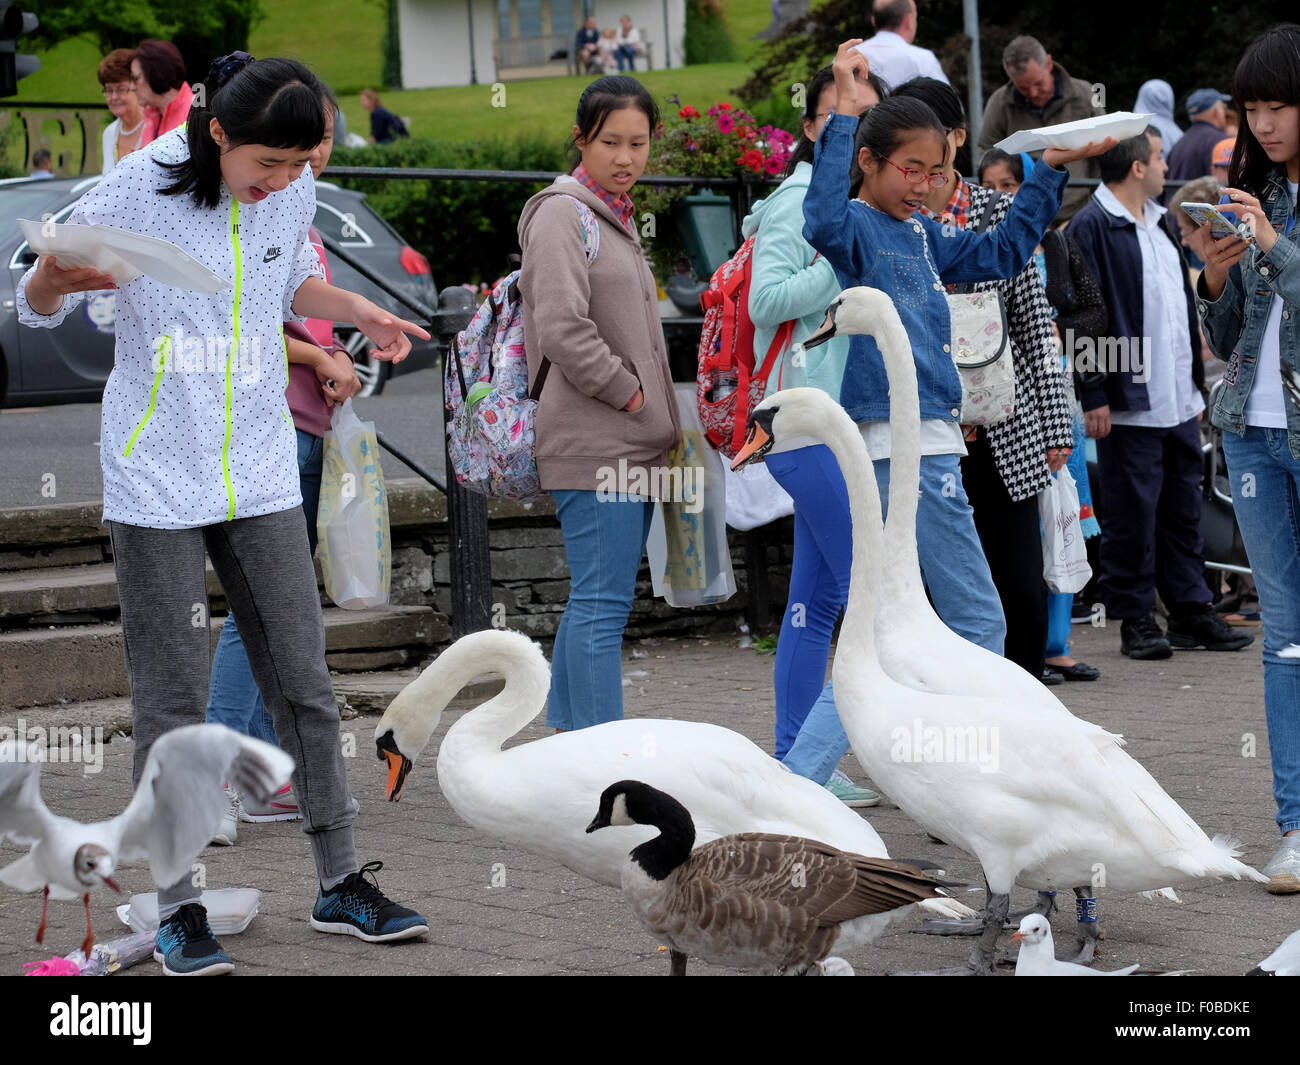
[17,55,431,975]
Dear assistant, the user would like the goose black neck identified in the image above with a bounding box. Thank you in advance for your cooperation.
[628,791,696,882]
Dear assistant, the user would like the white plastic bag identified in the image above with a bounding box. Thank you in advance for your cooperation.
[316,400,391,609]
[645,384,736,606]
[722,458,794,531]
[1038,466,1091,594]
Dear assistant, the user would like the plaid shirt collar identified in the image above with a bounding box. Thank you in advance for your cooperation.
[919,176,970,229]
[573,164,636,233]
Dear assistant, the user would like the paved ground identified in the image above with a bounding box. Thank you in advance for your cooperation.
[0,619,1294,980]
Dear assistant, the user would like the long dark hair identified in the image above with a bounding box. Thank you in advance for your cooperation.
[568,75,659,166]
[1229,23,1300,197]
[787,64,888,177]
[159,55,326,209]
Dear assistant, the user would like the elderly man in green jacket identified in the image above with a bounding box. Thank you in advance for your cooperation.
[978,35,1104,222]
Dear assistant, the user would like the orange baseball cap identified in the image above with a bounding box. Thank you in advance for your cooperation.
[1211,137,1235,168]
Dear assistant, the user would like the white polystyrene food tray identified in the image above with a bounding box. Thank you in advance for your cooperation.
[19,219,232,293]
[994,112,1154,154]
[116,888,260,935]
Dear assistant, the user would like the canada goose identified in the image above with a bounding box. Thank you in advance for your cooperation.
[730,289,1266,975]
[373,629,976,925]
[587,779,967,975]
[0,725,292,958]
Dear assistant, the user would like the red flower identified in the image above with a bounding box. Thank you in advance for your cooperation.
[678,105,700,119]
[739,148,765,172]
[717,101,733,111]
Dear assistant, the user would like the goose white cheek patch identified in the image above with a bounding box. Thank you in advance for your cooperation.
[610,793,634,827]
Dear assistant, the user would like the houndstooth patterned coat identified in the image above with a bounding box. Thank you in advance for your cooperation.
[960,181,1074,502]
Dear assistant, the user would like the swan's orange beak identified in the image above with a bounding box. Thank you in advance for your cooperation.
[731,408,776,471]
[376,731,413,802]
[382,749,412,802]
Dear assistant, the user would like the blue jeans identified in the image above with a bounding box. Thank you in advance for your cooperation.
[1045,590,1074,658]
[766,446,851,759]
[547,490,654,731]
[1222,427,1300,834]
[781,450,1005,784]
[206,429,324,744]
[615,44,638,71]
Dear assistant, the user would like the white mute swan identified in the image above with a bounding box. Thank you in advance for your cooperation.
[731,293,1265,974]
[373,629,975,935]
[587,779,970,975]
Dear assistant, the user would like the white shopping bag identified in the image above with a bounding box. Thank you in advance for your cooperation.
[316,400,391,609]
[1038,466,1091,594]
[721,458,794,531]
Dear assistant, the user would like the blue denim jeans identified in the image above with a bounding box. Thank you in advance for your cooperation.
[1222,427,1300,834]
[1045,591,1074,659]
[766,446,851,759]
[781,450,1005,784]
[547,489,654,730]
[206,429,324,744]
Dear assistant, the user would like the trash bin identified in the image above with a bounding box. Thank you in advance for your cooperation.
[676,190,737,279]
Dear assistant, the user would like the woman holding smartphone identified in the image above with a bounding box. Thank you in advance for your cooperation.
[1193,22,1300,895]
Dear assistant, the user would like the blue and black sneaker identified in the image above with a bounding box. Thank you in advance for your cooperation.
[154,902,234,976]
[310,861,428,943]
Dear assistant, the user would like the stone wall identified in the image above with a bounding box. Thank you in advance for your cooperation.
[385,479,796,645]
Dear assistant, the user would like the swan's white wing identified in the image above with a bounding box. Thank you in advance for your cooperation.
[111,724,294,886]
[0,740,57,844]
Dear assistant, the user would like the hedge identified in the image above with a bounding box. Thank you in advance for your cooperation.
[327,137,569,287]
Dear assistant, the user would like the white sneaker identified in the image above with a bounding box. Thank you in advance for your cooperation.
[211,785,239,846]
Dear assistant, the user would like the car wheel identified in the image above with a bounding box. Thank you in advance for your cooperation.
[341,329,391,398]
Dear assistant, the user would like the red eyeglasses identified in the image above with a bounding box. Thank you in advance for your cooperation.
[877,154,948,189]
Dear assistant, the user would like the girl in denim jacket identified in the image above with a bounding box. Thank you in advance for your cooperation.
[779,41,1115,787]
[1193,23,1300,893]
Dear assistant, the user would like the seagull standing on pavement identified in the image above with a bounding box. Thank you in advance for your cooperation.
[1011,914,1142,976]
[0,724,293,956]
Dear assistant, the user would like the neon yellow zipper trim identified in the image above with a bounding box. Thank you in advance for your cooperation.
[223,200,241,520]
[124,335,170,457]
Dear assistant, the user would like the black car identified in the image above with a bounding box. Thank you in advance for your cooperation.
[0,176,443,406]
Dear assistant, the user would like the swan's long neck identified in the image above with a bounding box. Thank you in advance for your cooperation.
[802,402,884,659]
[386,633,549,760]
[872,303,928,604]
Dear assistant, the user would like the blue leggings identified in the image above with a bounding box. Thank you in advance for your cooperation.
[764,445,852,759]
[547,490,654,731]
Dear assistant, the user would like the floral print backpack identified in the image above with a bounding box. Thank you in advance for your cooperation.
[446,195,599,501]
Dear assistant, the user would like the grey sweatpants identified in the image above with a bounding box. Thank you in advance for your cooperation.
[109,507,358,910]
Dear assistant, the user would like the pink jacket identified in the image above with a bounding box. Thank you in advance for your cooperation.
[285,227,349,438]
[140,82,195,147]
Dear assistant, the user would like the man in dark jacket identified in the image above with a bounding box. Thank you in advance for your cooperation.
[977,35,1104,221]
[1069,127,1252,660]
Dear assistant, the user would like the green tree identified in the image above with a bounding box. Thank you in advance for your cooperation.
[741,0,1298,128]
[28,0,265,82]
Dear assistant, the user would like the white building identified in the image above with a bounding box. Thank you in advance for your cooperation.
[398,0,685,87]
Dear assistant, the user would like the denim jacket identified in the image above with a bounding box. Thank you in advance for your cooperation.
[1198,165,1300,458]
[803,111,1067,423]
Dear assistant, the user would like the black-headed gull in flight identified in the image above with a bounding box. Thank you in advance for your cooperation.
[1248,929,1300,975]
[0,723,293,956]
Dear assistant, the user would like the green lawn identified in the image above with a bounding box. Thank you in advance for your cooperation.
[335,62,754,146]
[8,0,777,167]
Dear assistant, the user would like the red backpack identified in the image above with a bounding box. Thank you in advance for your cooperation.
[694,234,799,459]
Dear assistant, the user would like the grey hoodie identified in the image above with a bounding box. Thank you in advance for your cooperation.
[1134,80,1184,159]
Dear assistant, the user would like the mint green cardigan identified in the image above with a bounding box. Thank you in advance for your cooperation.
[743,161,850,400]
